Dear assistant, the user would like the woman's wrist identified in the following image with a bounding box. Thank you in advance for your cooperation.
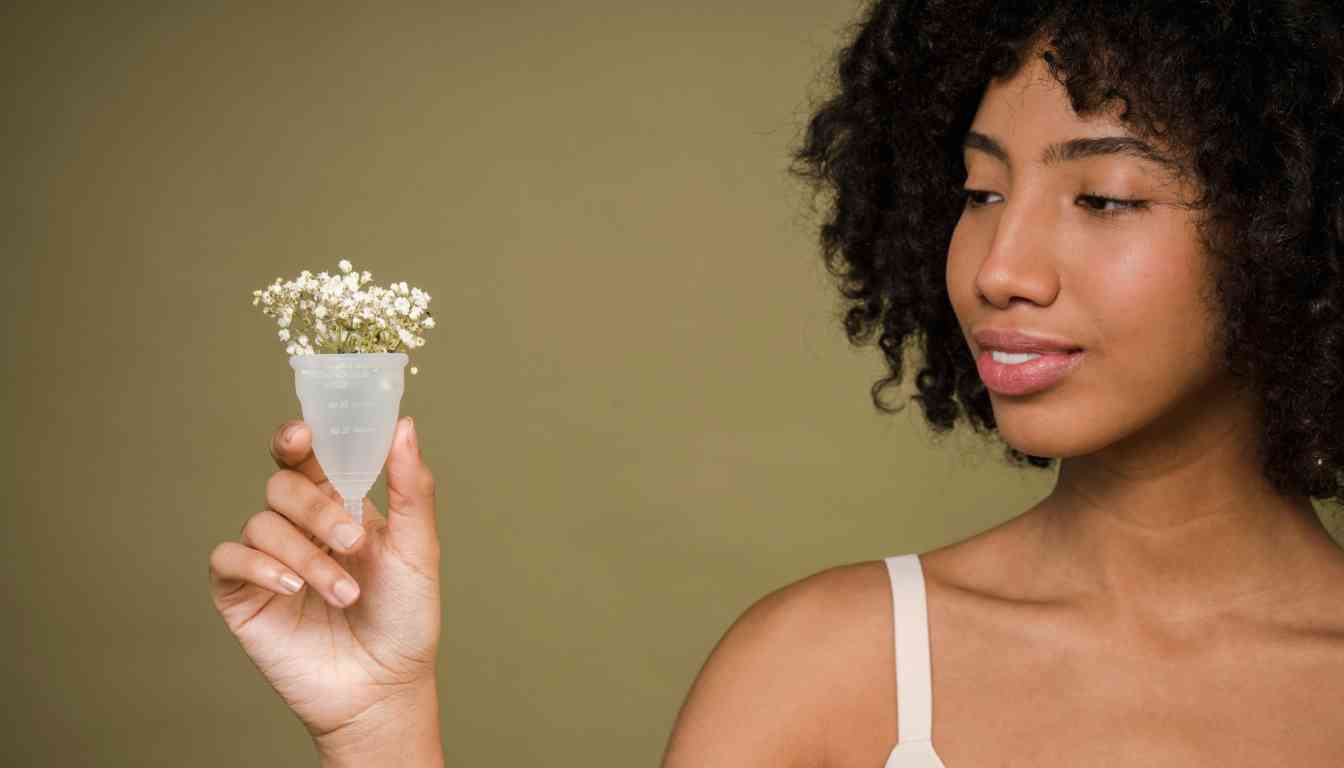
[314,679,443,767]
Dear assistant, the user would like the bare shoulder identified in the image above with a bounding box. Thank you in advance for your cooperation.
[660,558,896,768]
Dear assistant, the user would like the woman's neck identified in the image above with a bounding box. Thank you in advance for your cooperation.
[1022,449,1341,629]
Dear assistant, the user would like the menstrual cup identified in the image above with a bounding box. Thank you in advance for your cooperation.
[289,352,408,524]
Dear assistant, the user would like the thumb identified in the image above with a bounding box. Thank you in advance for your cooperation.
[384,416,439,563]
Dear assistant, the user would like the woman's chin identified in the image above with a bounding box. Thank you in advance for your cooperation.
[995,417,1103,461]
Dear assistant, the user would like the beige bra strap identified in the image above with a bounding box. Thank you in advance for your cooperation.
[884,553,933,743]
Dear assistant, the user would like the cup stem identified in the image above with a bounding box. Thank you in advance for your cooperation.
[344,496,364,525]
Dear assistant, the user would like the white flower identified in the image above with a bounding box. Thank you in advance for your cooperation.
[253,259,435,369]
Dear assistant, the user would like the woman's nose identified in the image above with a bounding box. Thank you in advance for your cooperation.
[972,192,1062,309]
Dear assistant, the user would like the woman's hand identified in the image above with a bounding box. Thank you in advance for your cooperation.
[208,416,442,762]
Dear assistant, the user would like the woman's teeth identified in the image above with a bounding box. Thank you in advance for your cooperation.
[990,350,1044,364]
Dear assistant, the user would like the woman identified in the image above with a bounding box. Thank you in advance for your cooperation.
[208,0,1344,764]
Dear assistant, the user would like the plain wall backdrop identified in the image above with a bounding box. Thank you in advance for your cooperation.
[8,1,1342,765]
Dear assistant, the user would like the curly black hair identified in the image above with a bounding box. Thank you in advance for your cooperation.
[789,0,1344,503]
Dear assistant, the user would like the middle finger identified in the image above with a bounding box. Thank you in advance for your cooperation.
[265,469,367,554]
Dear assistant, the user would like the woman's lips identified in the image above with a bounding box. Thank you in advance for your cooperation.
[976,349,1086,396]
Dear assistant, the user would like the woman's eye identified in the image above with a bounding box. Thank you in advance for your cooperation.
[1078,194,1148,217]
[960,189,1148,217]
[960,188,999,208]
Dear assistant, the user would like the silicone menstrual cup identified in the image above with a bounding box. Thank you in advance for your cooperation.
[289,352,408,525]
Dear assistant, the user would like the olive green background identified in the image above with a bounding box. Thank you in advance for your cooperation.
[8,2,1341,766]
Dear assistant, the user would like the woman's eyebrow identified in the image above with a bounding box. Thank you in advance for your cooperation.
[962,129,1183,174]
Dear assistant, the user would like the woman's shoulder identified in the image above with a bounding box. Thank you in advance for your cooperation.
[712,557,902,684]
[727,544,989,764]
[761,556,895,617]
[750,532,1013,635]
[662,558,899,766]
[663,528,1029,766]
[740,547,965,656]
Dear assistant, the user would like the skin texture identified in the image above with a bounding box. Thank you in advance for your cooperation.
[663,44,1344,768]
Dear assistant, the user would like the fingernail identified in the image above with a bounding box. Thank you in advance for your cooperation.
[331,522,364,550]
[284,424,300,445]
[333,579,360,606]
[279,573,304,594]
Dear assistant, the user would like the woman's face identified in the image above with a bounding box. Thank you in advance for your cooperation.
[946,50,1243,461]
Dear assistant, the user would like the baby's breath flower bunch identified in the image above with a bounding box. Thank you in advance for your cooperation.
[251,259,434,375]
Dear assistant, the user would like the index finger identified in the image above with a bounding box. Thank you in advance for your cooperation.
[269,420,337,498]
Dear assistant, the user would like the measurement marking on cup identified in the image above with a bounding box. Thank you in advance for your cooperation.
[328,425,376,435]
